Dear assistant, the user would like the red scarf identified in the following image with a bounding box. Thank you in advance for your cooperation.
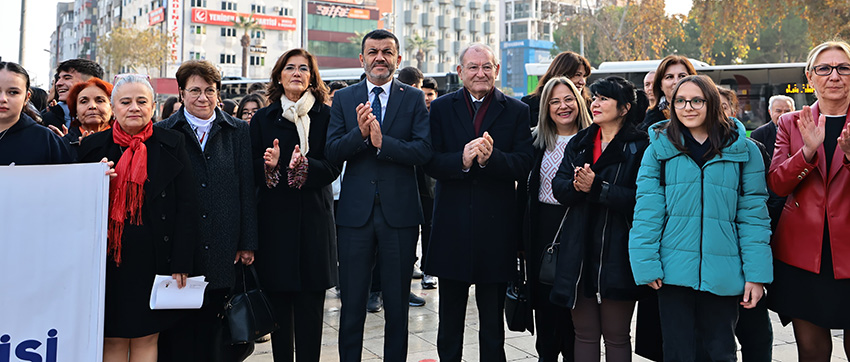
[108,121,153,264]
[592,127,603,164]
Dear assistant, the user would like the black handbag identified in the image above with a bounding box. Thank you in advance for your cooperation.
[222,264,280,345]
[505,257,534,334]
[539,207,570,285]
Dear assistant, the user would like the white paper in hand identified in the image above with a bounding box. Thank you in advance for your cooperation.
[149,275,208,310]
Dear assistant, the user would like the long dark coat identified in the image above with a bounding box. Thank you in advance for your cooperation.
[157,108,258,290]
[424,88,534,284]
[549,122,649,308]
[250,100,341,292]
[77,127,198,274]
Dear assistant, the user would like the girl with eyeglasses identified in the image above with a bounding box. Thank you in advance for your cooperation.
[630,75,773,361]
[767,40,850,361]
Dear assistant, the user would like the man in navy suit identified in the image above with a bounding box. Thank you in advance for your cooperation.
[424,43,534,362]
[325,29,432,362]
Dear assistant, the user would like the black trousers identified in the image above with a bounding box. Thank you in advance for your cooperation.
[437,278,507,362]
[337,202,418,362]
[158,288,252,362]
[657,285,739,362]
[267,290,326,362]
[369,195,434,294]
[533,283,575,362]
[735,299,773,362]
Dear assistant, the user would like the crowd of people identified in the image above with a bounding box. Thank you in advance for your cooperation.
[3,28,850,362]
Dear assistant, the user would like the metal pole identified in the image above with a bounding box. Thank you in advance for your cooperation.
[301,0,308,49]
[19,0,27,65]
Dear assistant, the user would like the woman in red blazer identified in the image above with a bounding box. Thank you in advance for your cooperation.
[767,40,850,361]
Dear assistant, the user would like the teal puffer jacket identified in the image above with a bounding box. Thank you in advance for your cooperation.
[629,119,773,296]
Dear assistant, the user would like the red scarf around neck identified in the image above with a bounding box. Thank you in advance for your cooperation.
[108,121,153,264]
[592,127,603,164]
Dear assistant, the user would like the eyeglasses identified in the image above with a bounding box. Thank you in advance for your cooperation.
[463,63,495,74]
[812,64,850,76]
[548,96,577,107]
[673,98,706,110]
[241,110,256,119]
[184,87,217,99]
[283,65,311,74]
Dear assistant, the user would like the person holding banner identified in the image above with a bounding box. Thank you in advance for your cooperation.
[0,61,71,165]
[77,74,198,362]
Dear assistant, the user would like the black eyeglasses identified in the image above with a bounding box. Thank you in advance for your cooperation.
[812,64,850,76]
[673,98,706,110]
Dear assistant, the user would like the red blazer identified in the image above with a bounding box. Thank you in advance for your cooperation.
[768,102,850,279]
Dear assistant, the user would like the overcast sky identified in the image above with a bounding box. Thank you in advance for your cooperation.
[2,0,693,89]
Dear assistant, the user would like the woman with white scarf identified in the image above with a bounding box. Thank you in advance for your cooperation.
[250,48,341,362]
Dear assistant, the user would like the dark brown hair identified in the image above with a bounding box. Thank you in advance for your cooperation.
[0,61,38,121]
[175,60,222,101]
[267,48,328,104]
[717,87,738,115]
[236,93,268,119]
[531,51,591,97]
[651,55,697,110]
[664,75,737,160]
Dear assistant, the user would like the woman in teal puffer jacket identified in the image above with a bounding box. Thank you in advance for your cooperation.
[629,75,773,361]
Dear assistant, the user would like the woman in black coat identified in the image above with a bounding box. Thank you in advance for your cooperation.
[250,48,340,362]
[77,75,198,362]
[550,77,649,362]
[518,76,592,362]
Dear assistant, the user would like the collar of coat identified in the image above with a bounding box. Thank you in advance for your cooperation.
[567,121,647,170]
[159,106,240,130]
[648,118,751,164]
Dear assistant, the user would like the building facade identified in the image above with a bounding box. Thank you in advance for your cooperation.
[395,0,499,74]
[500,0,584,95]
[306,0,386,68]
[49,2,76,73]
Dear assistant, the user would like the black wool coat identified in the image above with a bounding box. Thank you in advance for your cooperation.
[157,108,258,290]
[549,123,650,308]
[424,88,534,284]
[77,127,199,275]
[250,100,341,292]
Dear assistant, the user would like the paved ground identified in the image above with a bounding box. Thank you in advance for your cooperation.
[246,280,848,361]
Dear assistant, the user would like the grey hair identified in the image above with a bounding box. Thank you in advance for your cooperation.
[111,74,155,104]
[458,43,499,66]
[768,95,795,110]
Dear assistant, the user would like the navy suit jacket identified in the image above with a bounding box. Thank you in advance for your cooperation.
[326,79,432,228]
[424,87,534,283]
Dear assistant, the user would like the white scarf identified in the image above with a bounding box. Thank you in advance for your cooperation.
[281,91,315,155]
[184,108,216,150]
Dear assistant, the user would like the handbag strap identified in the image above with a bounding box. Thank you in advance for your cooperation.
[245,264,265,291]
[229,263,251,295]
[546,207,571,251]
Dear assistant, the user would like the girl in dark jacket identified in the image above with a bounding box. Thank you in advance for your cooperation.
[519,76,592,362]
[550,76,649,362]
[250,48,341,362]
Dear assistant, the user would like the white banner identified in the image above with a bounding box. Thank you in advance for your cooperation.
[0,163,109,362]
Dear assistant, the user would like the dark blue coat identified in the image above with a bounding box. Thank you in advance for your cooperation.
[0,113,71,165]
[424,88,534,283]
[325,79,432,228]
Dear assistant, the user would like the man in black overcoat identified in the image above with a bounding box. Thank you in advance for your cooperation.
[423,43,534,362]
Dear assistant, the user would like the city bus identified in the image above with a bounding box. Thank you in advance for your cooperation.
[221,68,461,101]
[525,60,815,130]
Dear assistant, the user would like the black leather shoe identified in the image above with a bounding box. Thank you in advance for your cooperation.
[367,292,383,312]
[409,292,426,307]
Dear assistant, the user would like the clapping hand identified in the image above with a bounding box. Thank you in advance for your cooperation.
[573,163,595,193]
[264,139,281,169]
[797,105,825,162]
[289,144,305,169]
